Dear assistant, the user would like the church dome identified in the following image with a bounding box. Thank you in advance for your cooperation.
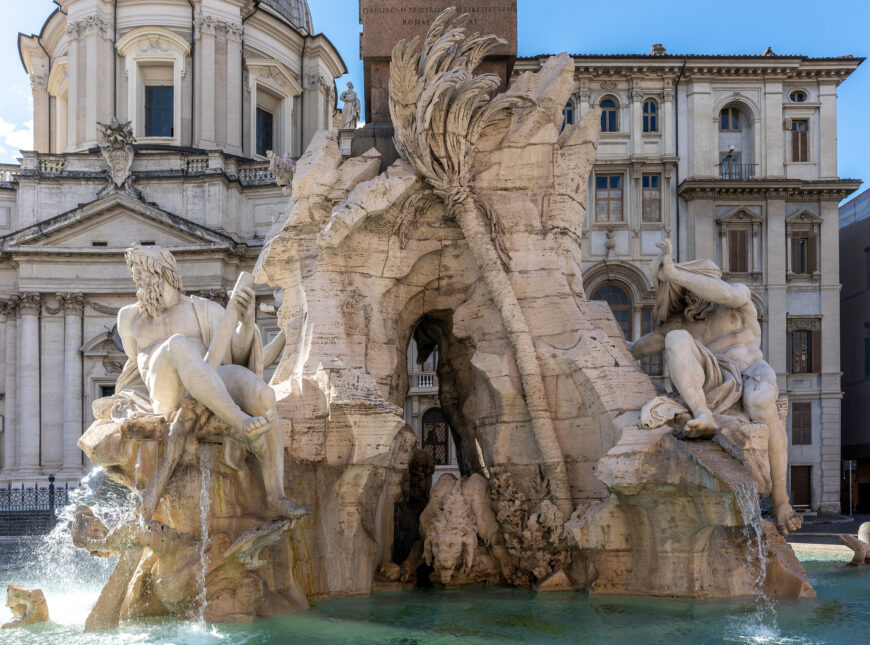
[259,0,314,33]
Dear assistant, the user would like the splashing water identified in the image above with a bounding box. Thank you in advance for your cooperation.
[196,444,215,624]
[732,480,777,639]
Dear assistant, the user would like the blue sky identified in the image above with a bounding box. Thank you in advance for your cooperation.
[3,0,869,194]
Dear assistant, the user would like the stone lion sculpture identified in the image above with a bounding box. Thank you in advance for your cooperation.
[389,473,514,585]
[2,585,49,629]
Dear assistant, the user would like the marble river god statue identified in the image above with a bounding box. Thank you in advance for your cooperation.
[73,246,309,629]
[630,240,802,536]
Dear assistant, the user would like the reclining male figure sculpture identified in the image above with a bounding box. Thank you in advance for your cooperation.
[116,245,305,519]
[630,240,802,535]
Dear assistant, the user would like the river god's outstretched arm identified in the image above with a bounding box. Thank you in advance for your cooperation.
[656,240,751,309]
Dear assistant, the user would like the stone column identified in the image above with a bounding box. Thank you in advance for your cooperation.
[40,297,65,470]
[16,293,41,477]
[3,298,18,475]
[30,73,50,153]
[60,294,84,475]
[196,12,217,147]
[765,195,788,375]
[663,87,674,157]
[225,21,244,155]
[763,80,784,177]
[818,82,837,179]
[630,82,642,154]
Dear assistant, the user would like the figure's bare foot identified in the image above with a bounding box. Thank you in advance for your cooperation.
[684,411,718,439]
[265,495,310,520]
[774,501,802,536]
[243,410,274,440]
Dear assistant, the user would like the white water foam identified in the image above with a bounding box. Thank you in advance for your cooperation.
[195,444,215,624]
[732,480,778,639]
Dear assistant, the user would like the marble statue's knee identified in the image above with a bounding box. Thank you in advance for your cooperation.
[742,363,778,422]
[166,333,197,358]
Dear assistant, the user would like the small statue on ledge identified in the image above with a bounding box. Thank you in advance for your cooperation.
[630,240,802,535]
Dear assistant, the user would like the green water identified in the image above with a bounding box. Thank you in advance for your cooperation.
[1,549,868,644]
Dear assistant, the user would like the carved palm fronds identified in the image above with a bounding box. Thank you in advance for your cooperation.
[388,8,572,516]
[389,7,522,268]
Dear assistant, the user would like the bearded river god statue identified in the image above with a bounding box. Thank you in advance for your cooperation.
[73,246,308,629]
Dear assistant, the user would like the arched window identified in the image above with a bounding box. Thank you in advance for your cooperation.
[422,407,450,466]
[642,99,658,132]
[561,101,575,132]
[591,282,632,339]
[600,98,618,132]
[789,90,807,103]
[719,105,742,132]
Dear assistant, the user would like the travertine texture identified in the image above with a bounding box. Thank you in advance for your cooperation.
[2,585,48,629]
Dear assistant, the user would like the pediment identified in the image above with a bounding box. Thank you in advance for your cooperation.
[785,208,822,224]
[0,192,236,250]
[718,207,763,224]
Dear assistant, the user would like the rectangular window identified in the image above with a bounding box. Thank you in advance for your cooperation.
[595,174,623,223]
[642,174,661,222]
[144,85,174,137]
[790,326,821,374]
[91,241,108,247]
[256,107,274,157]
[791,402,812,445]
[791,119,808,162]
[640,307,663,376]
[100,385,116,398]
[728,228,749,273]
[790,231,817,274]
[790,465,811,507]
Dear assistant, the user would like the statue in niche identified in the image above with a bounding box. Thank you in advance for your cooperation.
[111,245,303,520]
[630,240,802,535]
[339,81,360,129]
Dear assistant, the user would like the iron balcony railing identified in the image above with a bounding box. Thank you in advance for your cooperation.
[719,164,757,180]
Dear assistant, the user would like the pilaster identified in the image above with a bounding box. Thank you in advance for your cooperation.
[819,82,838,179]
[60,294,85,474]
[16,293,41,476]
[3,298,18,474]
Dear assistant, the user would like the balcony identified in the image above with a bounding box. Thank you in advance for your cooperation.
[719,164,757,180]
[409,371,438,392]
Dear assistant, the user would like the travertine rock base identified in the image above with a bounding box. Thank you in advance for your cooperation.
[568,423,814,598]
[2,585,49,628]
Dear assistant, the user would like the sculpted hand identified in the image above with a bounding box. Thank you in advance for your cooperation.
[230,286,256,322]
[656,239,676,279]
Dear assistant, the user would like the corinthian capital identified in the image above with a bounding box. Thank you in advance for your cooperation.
[58,293,85,315]
[18,293,41,315]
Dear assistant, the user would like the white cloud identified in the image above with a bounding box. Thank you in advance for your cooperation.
[0,118,33,153]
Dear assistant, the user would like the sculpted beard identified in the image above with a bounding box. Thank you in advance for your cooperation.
[135,268,166,319]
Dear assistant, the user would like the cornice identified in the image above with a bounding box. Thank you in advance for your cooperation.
[678,178,862,202]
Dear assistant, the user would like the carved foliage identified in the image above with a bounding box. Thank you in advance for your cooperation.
[489,467,573,585]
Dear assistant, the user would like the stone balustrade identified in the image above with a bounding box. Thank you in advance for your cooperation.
[38,158,65,174]
[239,164,275,186]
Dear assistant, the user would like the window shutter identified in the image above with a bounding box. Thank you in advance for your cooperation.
[808,233,818,273]
[728,229,748,273]
[811,328,821,373]
[787,329,793,373]
[791,235,801,273]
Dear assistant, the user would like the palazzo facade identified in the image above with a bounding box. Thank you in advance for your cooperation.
[514,48,861,513]
[0,0,344,484]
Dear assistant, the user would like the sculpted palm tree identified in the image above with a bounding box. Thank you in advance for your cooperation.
[389,8,571,514]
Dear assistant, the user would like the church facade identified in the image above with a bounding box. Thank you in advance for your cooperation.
[0,0,344,484]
